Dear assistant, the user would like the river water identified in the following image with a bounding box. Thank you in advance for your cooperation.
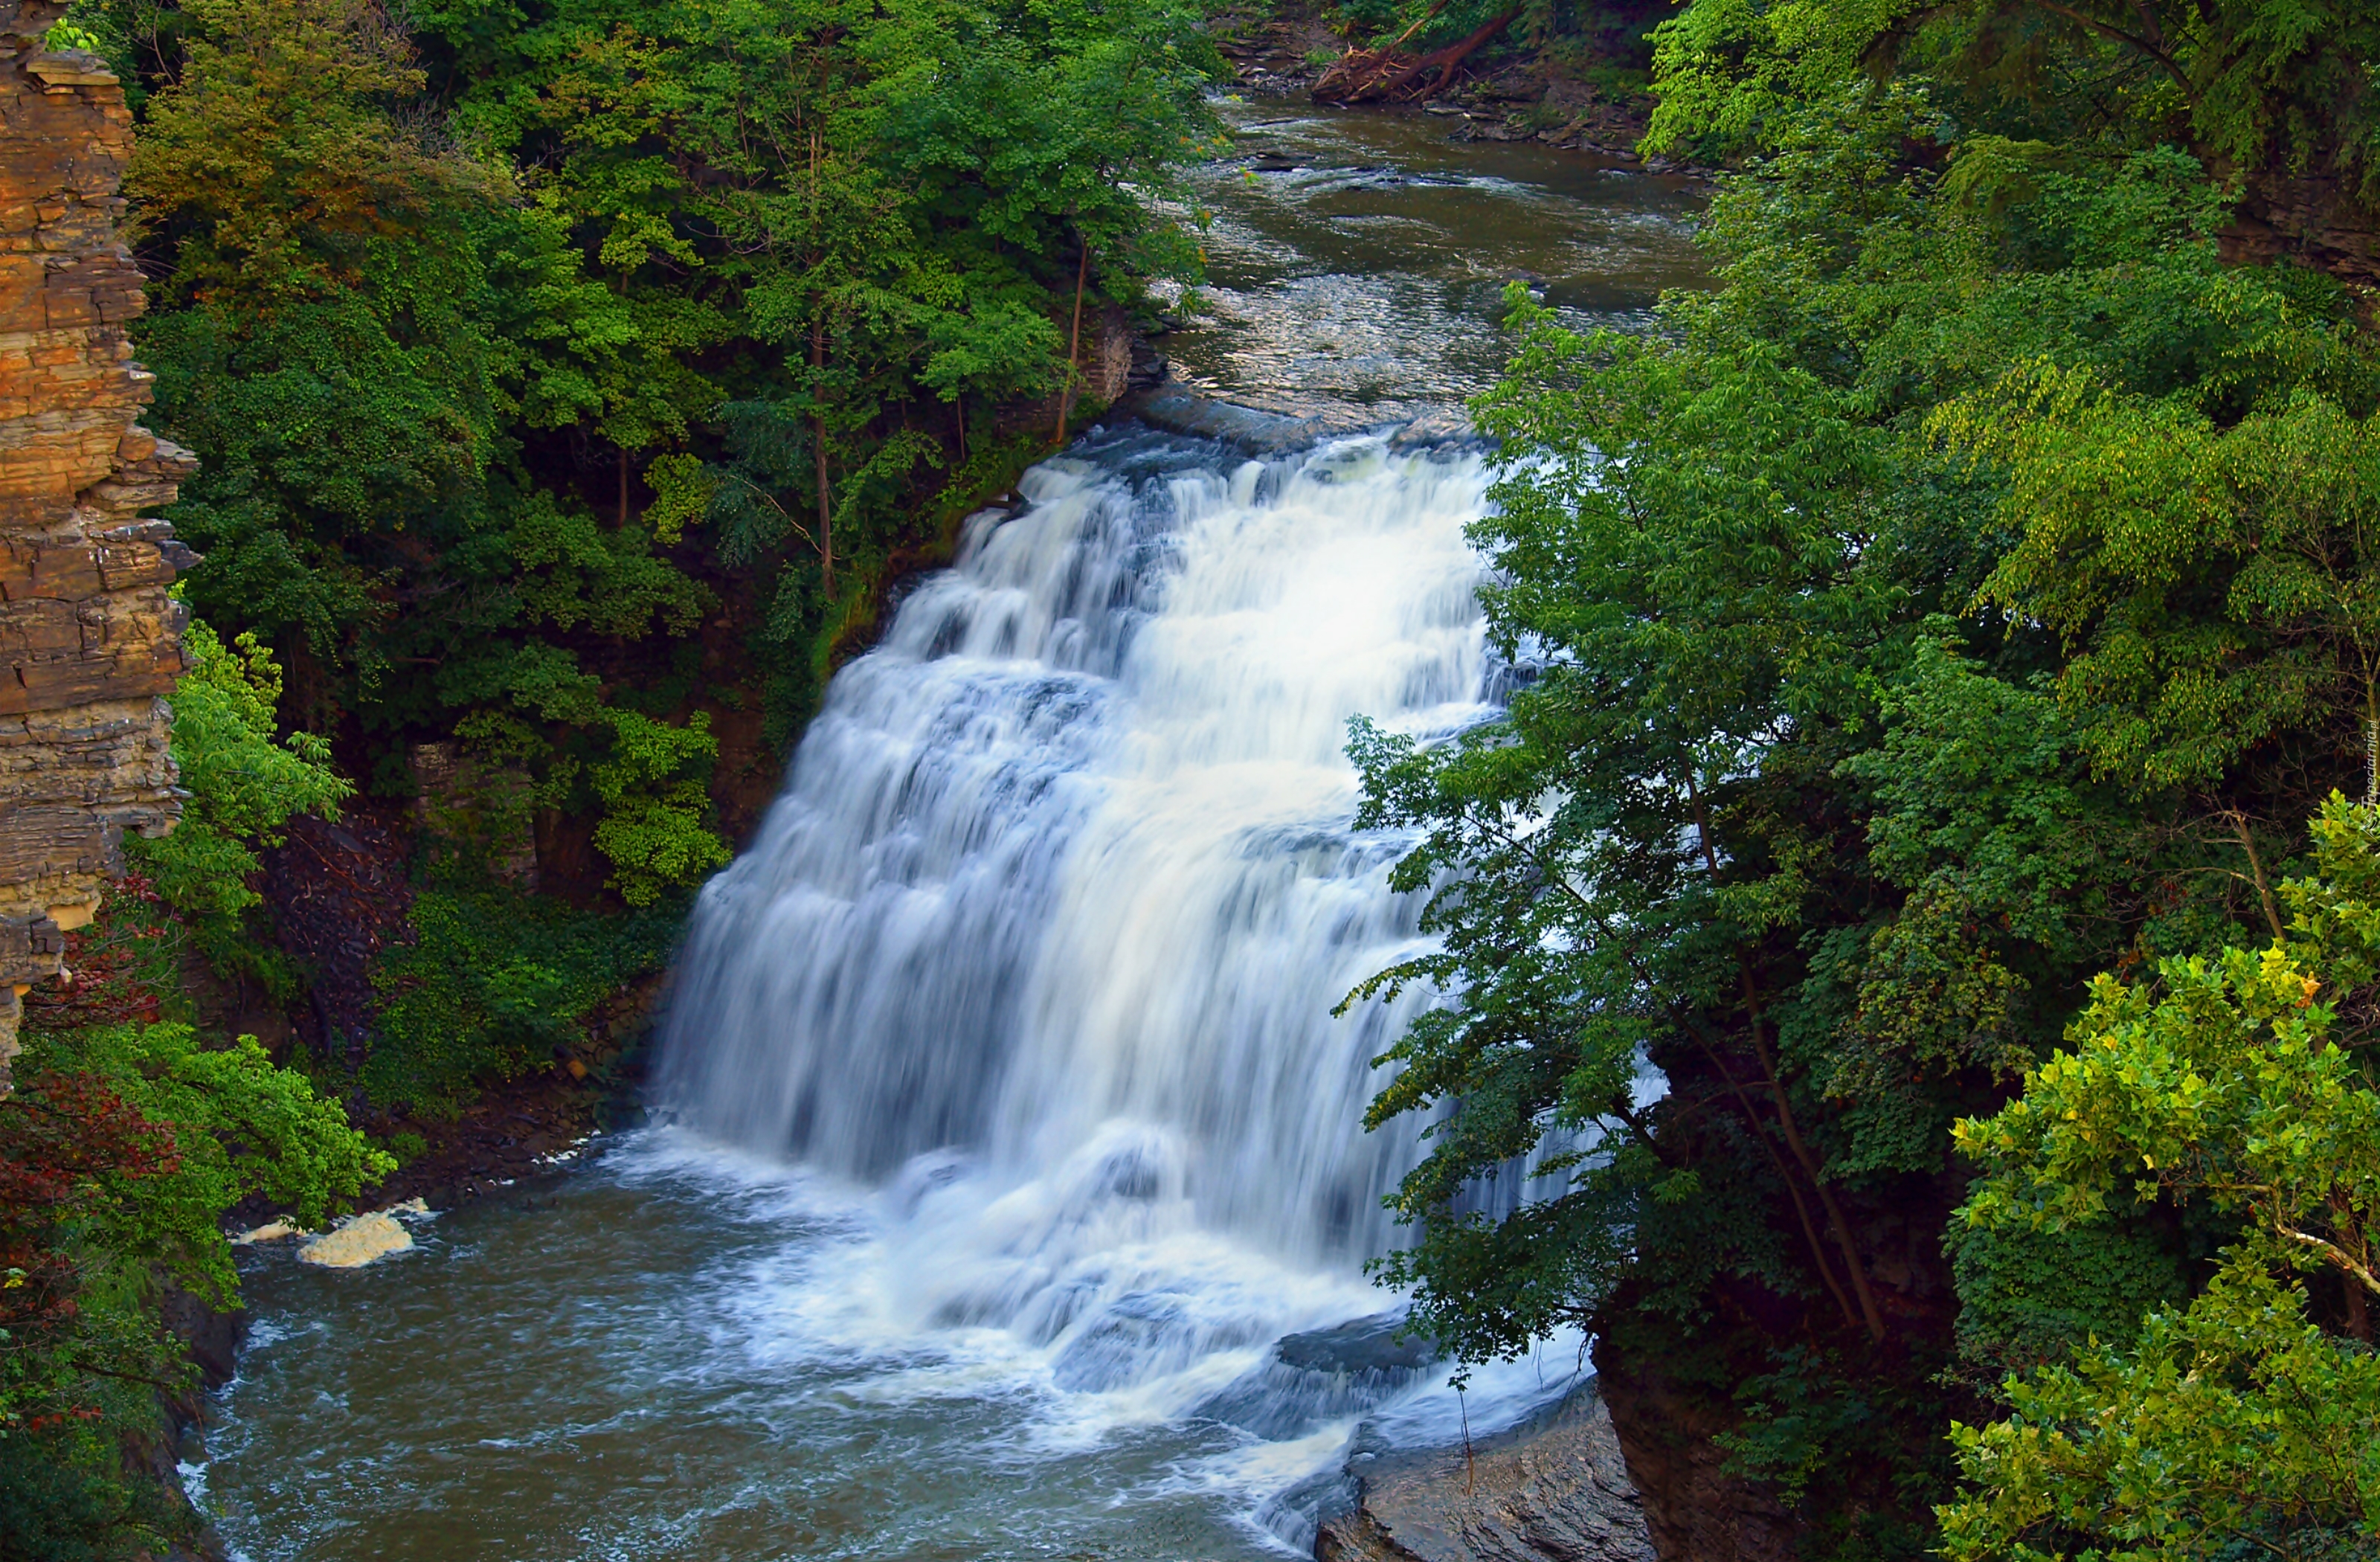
[196,100,1702,1562]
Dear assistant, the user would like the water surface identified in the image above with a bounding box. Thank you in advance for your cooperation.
[1164,97,1703,420]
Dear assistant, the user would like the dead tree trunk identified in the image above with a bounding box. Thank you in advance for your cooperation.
[1310,7,1516,104]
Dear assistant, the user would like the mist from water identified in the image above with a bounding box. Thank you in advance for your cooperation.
[658,429,1500,1427]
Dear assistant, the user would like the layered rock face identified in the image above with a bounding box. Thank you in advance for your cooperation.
[0,0,191,1092]
[1314,1386,1656,1562]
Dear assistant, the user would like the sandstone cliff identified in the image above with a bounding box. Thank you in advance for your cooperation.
[0,0,191,1093]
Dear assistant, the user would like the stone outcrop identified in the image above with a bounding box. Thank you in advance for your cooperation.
[2224,167,2380,298]
[1314,1386,1656,1562]
[1592,1350,1797,1562]
[0,0,192,1093]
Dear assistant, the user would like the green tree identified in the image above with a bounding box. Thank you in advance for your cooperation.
[1647,0,2380,242]
[123,0,473,305]
[589,709,729,907]
[131,616,350,965]
[1942,794,2380,1559]
[1343,25,2376,1549]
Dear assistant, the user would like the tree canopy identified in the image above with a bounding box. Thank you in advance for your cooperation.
[1345,4,2380,1553]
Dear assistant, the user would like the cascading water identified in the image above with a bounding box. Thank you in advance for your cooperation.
[192,101,1705,1562]
[658,431,1499,1407]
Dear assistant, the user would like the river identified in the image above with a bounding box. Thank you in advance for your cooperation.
[193,97,1704,1562]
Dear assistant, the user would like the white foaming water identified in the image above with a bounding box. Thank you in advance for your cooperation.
[657,427,1558,1540]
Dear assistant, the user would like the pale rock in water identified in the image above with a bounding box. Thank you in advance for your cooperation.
[231,1219,301,1245]
[237,1198,425,1250]
[298,1212,413,1268]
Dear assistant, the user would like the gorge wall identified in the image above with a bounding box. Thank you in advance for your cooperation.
[0,0,191,1093]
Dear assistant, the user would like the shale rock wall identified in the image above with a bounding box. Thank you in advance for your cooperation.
[0,0,191,1093]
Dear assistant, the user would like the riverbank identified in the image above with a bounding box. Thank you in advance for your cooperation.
[1211,0,1699,174]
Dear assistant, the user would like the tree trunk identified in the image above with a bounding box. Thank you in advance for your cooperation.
[1310,8,1515,104]
[811,321,833,600]
[1309,0,1444,98]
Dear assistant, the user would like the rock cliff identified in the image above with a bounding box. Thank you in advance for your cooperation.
[0,0,191,1093]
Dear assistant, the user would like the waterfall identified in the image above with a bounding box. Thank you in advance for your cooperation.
[657,425,1500,1418]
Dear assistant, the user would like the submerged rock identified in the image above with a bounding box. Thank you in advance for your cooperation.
[1389,407,1479,449]
[1199,1312,1438,1439]
[298,1212,413,1268]
[1314,1384,1654,1562]
[231,1220,302,1245]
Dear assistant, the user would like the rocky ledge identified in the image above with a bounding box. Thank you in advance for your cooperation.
[1127,379,1481,454]
[1313,1383,1656,1562]
[0,0,193,1091]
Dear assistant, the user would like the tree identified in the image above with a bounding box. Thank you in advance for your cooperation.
[1941,794,2380,1560]
[1645,0,2380,286]
[1343,33,2376,1550]
[130,616,350,968]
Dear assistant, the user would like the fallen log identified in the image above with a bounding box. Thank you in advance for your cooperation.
[1310,0,1443,98]
[1310,7,1517,104]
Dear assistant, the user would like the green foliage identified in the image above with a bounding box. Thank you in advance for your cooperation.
[381,1129,431,1166]
[1715,1343,1956,1560]
[1955,796,2380,1285]
[1945,1218,2188,1377]
[1344,6,2380,1551]
[1944,799,2380,1556]
[129,616,350,964]
[21,1023,393,1305]
[123,0,478,306]
[367,884,681,1111]
[1944,361,2380,791]
[0,1423,173,1562]
[1943,1260,2380,1562]
[589,710,729,907]
[1644,0,2380,196]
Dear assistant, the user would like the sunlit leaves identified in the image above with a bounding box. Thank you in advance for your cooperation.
[589,709,729,907]
[1945,360,2380,788]
[1945,796,2380,1558]
[128,617,350,962]
[1940,1259,2380,1562]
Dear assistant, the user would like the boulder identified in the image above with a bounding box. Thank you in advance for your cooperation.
[1314,1384,1655,1562]
[1199,1311,1438,1439]
[298,1211,413,1268]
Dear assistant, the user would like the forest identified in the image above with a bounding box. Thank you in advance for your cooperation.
[5,0,1218,1542]
[1346,1,2380,1557]
[3,0,2376,1555]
